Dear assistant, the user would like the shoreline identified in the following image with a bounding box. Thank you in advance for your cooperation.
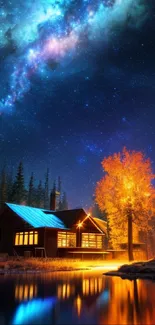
[104,270,155,280]
[0,267,91,275]
[104,259,155,281]
[0,258,123,275]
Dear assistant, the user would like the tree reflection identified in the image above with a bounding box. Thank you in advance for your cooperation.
[99,277,155,325]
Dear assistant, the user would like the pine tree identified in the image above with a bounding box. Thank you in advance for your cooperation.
[61,192,68,210]
[27,173,34,206]
[0,168,7,208]
[57,176,61,194]
[7,171,13,202]
[52,180,56,193]
[57,176,62,210]
[44,168,49,209]
[36,180,44,208]
[12,162,25,204]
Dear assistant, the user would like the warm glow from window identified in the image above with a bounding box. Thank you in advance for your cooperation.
[19,233,24,245]
[29,232,33,245]
[34,232,38,245]
[82,233,103,249]
[58,232,76,247]
[15,233,19,246]
[24,232,28,245]
[15,231,38,246]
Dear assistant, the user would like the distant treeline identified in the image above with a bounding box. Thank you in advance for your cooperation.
[0,162,68,210]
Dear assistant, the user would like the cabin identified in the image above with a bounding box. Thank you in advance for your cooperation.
[0,203,107,258]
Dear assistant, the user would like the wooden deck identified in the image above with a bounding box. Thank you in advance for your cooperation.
[67,250,110,260]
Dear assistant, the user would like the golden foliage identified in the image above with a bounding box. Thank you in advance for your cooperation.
[95,148,155,248]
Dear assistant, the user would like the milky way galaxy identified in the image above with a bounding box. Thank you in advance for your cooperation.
[0,0,147,113]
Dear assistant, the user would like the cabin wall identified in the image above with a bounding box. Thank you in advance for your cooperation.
[0,208,25,255]
[13,228,45,257]
[0,207,45,257]
[72,217,103,248]
[44,228,57,257]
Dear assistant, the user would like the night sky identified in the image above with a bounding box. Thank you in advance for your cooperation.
[0,0,155,209]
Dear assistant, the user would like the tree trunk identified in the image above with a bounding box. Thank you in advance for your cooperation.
[128,211,134,261]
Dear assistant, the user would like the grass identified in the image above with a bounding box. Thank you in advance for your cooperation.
[0,257,123,273]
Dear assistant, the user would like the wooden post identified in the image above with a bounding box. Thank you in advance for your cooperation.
[128,210,134,261]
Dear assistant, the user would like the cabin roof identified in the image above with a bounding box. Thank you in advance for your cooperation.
[4,203,107,234]
[5,203,67,229]
[93,217,107,234]
[50,209,87,228]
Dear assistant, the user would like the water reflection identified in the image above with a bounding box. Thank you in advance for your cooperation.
[12,297,56,325]
[99,277,155,325]
[15,284,38,302]
[0,270,155,324]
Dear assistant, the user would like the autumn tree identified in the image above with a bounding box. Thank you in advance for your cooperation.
[95,148,155,261]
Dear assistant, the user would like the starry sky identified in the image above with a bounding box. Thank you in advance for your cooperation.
[0,0,155,209]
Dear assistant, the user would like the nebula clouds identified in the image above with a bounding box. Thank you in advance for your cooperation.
[0,0,148,113]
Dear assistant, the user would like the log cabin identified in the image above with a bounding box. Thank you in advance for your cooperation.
[0,202,107,258]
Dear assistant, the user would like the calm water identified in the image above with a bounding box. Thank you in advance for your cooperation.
[0,268,155,325]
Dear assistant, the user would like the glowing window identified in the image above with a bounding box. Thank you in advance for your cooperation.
[19,233,24,245]
[15,233,19,246]
[82,233,103,249]
[29,232,33,245]
[24,232,28,245]
[34,232,38,245]
[15,231,38,246]
[58,232,76,248]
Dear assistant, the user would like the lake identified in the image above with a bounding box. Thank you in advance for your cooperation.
[0,268,155,325]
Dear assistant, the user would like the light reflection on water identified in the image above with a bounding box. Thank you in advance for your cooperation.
[0,270,155,324]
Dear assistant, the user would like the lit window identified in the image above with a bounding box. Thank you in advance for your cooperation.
[15,233,19,246]
[24,232,28,245]
[29,232,33,245]
[82,233,103,249]
[14,231,38,246]
[58,232,76,248]
[34,232,38,245]
[19,233,24,245]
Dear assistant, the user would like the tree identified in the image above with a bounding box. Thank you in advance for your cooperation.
[0,167,7,208]
[36,180,44,208]
[7,171,13,202]
[61,192,68,210]
[57,176,61,194]
[91,202,107,220]
[12,162,25,204]
[44,168,49,209]
[57,176,62,210]
[95,148,155,261]
[27,173,34,206]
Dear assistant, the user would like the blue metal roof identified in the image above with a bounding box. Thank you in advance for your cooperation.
[6,203,67,229]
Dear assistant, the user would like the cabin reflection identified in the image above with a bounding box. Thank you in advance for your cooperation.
[8,271,155,324]
[56,276,105,301]
[57,283,75,299]
[15,284,38,302]
[74,295,82,316]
